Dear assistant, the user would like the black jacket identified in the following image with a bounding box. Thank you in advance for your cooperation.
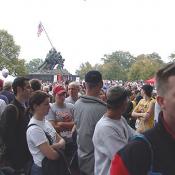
[111,112,175,175]
[0,98,31,170]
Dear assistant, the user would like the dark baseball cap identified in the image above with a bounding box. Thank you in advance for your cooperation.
[85,70,102,84]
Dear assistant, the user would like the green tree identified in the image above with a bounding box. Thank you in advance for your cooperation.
[0,29,26,75]
[75,62,93,79]
[101,62,122,80]
[11,58,26,76]
[26,58,44,73]
[101,51,135,80]
[93,63,103,71]
[128,53,165,80]
[169,52,175,62]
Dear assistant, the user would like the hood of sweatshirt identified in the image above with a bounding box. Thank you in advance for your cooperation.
[78,95,106,106]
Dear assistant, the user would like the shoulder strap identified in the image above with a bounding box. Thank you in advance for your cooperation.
[27,123,37,129]
[27,123,53,145]
[132,134,154,172]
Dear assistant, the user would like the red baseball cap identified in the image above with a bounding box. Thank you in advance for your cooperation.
[53,85,66,95]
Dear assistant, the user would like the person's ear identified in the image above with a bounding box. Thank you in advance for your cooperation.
[33,104,38,111]
[17,86,22,94]
[157,96,165,110]
[99,81,103,89]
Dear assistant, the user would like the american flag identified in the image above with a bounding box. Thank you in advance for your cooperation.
[37,22,43,37]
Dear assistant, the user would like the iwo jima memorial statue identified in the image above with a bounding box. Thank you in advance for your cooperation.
[27,48,77,82]
[27,22,77,82]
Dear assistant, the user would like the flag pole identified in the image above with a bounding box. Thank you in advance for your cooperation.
[41,22,54,49]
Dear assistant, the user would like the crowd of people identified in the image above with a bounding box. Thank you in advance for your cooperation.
[0,63,175,175]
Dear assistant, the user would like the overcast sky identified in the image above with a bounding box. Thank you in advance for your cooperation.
[0,0,175,74]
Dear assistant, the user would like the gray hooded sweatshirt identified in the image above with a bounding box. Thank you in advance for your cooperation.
[74,95,107,175]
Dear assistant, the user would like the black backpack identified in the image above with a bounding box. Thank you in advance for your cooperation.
[132,135,162,175]
[27,124,71,175]
[0,167,15,175]
[42,149,71,175]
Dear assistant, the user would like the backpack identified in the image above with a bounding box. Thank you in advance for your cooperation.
[27,124,71,175]
[0,167,15,175]
[0,104,19,164]
[132,135,162,175]
[42,149,71,175]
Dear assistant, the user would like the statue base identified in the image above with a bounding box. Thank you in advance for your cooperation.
[26,70,78,83]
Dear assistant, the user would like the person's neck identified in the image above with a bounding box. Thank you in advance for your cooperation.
[106,110,121,120]
[71,95,78,101]
[163,112,175,135]
[86,90,99,97]
[33,113,44,121]
[15,96,26,104]
[56,102,65,107]
[144,96,151,101]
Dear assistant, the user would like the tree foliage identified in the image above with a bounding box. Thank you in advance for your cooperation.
[0,30,20,60]
[101,51,135,80]
[0,29,26,75]
[128,53,165,80]
[75,51,165,81]
[26,58,44,73]
[169,52,175,62]
[75,62,93,79]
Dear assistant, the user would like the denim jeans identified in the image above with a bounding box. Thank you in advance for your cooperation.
[30,163,42,175]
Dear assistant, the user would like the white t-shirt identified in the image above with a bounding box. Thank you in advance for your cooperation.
[26,117,57,167]
[93,115,137,175]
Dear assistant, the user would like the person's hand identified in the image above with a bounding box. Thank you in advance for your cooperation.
[140,109,144,113]
[144,112,150,121]
[56,122,64,132]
